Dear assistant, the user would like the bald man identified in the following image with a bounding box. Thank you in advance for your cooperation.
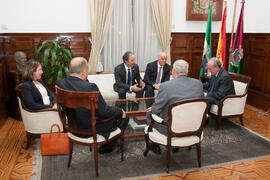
[203,57,235,105]
[146,60,203,154]
[143,52,171,97]
[56,57,129,154]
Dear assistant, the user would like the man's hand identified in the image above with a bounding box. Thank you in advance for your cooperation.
[146,107,152,112]
[140,80,145,89]
[52,103,57,109]
[131,84,142,92]
[153,83,161,90]
[122,109,126,119]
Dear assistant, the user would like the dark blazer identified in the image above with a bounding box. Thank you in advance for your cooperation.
[19,79,55,110]
[143,60,171,86]
[56,76,123,139]
[203,68,235,105]
[113,63,142,92]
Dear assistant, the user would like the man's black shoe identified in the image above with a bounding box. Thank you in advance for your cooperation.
[172,147,179,152]
[149,144,161,154]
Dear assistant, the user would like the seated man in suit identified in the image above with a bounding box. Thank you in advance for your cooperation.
[56,57,129,154]
[203,57,235,105]
[113,51,145,99]
[143,52,171,97]
[146,59,204,154]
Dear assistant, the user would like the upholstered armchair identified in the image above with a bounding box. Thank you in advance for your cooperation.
[55,86,124,177]
[144,98,209,172]
[16,87,63,149]
[209,72,252,130]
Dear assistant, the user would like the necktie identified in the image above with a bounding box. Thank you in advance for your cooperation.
[155,67,162,84]
[127,68,132,93]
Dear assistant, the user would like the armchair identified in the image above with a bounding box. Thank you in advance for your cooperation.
[16,87,63,149]
[144,98,209,172]
[209,73,251,130]
[55,86,124,177]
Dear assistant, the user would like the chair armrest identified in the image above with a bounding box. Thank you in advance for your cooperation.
[219,92,247,106]
[151,114,164,123]
[26,108,58,113]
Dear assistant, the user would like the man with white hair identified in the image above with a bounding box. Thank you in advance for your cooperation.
[203,57,235,105]
[143,52,171,97]
[146,59,204,154]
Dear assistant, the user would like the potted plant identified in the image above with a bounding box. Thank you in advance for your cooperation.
[34,38,74,85]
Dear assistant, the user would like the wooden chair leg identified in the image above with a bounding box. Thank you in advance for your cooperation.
[240,116,244,126]
[166,146,171,173]
[89,146,92,152]
[68,141,73,168]
[216,116,222,130]
[144,134,150,156]
[196,143,201,167]
[120,134,124,161]
[25,132,31,149]
[94,143,99,177]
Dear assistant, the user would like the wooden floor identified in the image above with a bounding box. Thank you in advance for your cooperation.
[0,104,269,180]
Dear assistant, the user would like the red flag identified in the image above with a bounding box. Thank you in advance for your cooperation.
[216,5,227,69]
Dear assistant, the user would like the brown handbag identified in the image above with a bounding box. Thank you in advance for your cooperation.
[41,123,70,156]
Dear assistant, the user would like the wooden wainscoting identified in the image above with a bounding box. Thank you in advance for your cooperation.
[170,33,270,110]
[0,32,269,119]
[0,56,8,122]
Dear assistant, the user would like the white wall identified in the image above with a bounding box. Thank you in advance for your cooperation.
[0,0,270,33]
[0,0,91,33]
[172,0,270,33]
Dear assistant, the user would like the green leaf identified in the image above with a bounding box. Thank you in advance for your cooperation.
[41,48,50,67]
[51,49,57,66]
[57,69,63,78]
[62,48,73,60]
[62,52,69,63]
[64,66,69,76]
[48,77,54,85]
[34,45,43,60]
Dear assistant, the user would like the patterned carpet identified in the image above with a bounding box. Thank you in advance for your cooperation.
[39,119,270,180]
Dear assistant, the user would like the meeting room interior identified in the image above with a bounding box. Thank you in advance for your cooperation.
[0,0,270,179]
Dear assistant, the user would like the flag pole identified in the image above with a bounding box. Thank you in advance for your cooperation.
[229,0,238,64]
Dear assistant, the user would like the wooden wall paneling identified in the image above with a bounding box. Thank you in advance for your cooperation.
[1,32,270,112]
[190,52,203,78]
[0,57,8,121]
[246,55,266,92]
[264,59,270,95]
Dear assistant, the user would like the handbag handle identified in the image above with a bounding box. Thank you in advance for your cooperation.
[50,123,61,133]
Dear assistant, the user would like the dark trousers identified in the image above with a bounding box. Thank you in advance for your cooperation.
[117,88,144,99]
[144,85,155,97]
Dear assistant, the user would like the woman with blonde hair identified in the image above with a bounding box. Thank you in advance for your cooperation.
[20,59,57,110]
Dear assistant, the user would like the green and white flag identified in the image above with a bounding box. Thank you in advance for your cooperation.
[199,5,212,78]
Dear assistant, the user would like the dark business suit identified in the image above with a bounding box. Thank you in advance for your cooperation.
[147,75,204,135]
[143,60,171,97]
[203,68,235,105]
[19,79,55,110]
[113,63,144,99]
[56,76,128,139]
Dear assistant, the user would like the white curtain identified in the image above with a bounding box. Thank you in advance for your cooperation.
[101,0,133,72]
[133,0,162,69]
[88,0,115,72]
[101,0,161,71]
[150,0,173,65]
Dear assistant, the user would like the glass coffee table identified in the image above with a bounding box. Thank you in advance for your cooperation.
[106,97,155,139]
